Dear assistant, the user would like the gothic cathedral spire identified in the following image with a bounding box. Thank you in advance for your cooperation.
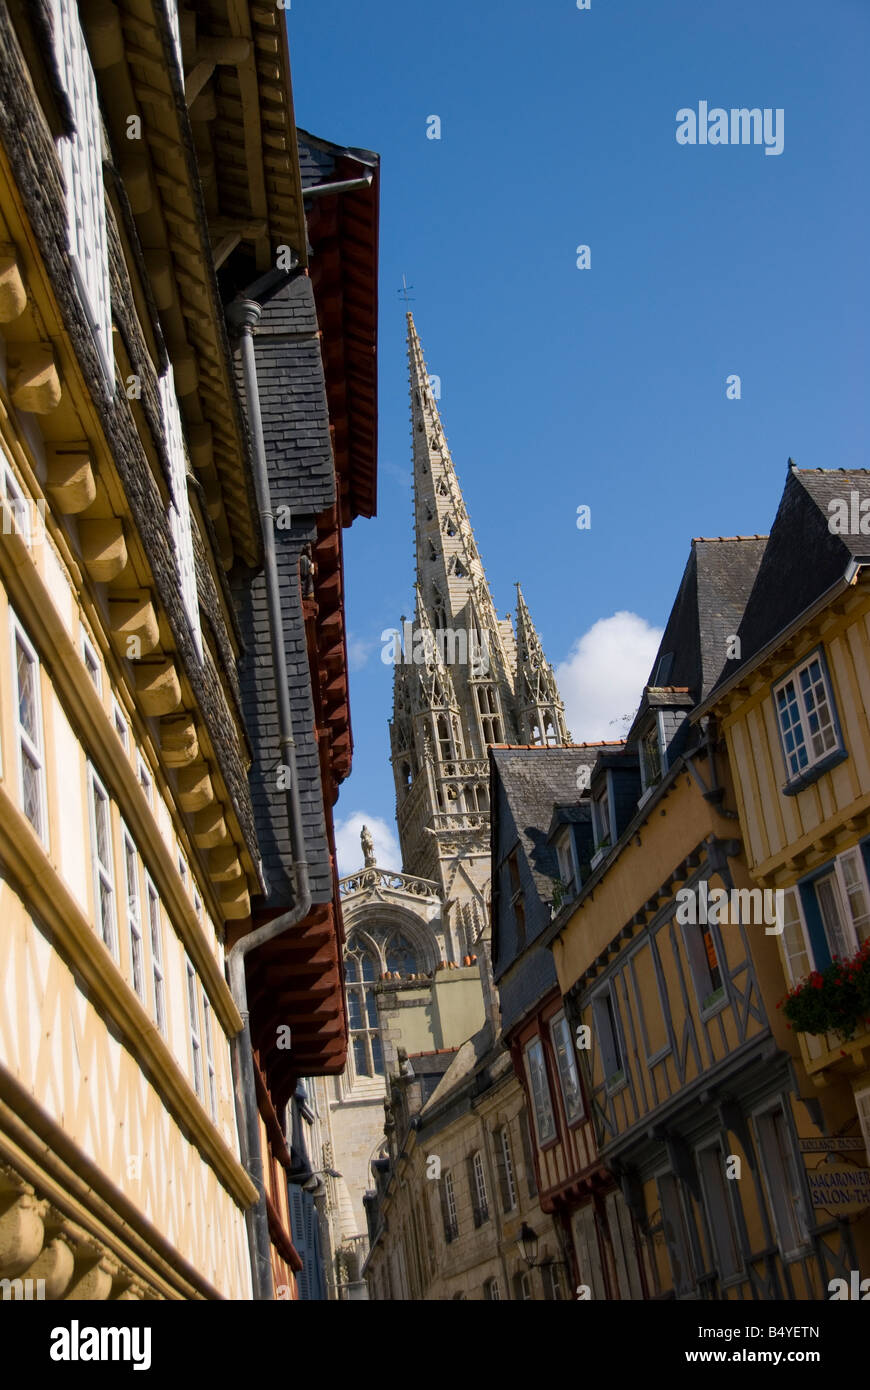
[391,314,569,892]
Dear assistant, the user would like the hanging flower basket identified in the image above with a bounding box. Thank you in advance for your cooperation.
[778,939,870,1042]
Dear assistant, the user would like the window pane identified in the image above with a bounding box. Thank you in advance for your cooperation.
[781,888,812,983]
[526,1039,556,1143]
[347,989,363,1030]
[816,875,852,959]
[15,641,38,742]
[551,1013,584,1122]
[386,934,416,976]
[840,852,870,945]
[21,754,42,833]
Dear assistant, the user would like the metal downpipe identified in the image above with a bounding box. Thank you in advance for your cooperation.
[226,297,312,1300]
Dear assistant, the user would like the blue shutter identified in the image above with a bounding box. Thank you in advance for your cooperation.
[798,879,832,970]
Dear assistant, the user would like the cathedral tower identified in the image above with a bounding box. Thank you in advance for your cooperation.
[389,314,569,953]
[316,316,570,1268]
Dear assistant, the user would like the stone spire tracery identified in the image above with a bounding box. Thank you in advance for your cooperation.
[391,313,571,889]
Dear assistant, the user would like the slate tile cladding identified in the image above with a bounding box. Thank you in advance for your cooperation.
[0,10,260,864]
[230,277,336,908]
[640,537,768,710]
[490,748,603,1032]
[711,467,870,694]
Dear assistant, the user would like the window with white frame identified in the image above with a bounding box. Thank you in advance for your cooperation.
[51,0,114,386]
[754,1103,810,1260]
[591,988,624,1086]
[1,464,39,547]
[483,1277,501,1301]
[201,989,217,1121]
[122,829,145,1002]
[345,935,384,1079]
[513,1269,532,1300]
[774,651,841,783]
[550,1010,585,1123]
[441,1170,458,1243]
[193,887,204,923]
[87,765,116,956]
[556,831,578,895]
[680,910,725,1015]
[80,625,102,693]
[543,1260,565,1301]
[470,1150,489,1226]
[11,617,47,843]
[641,720,663,790]
[524,1037,556,1145]
[137,754,153,807]
[697,1144,743,1282]
[186,958,204,1101]
[146,875,166,1035]
[519,1107,538,1198]
[779,886,812,985]
[812,849,870,965]
[112,698,129,751]
[497,1125,517,1212]
[593,783,612,849]
[158,367,202,659]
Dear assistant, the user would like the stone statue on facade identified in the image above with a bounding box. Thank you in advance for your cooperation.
[360,824,376,867]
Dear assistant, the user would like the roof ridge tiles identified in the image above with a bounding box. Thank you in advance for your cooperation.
[490,740,626,750]
[692,534,769,543]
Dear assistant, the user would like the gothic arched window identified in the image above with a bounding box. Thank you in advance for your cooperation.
[437,714,452,762]
[345,936,384,1078]
[476,683,503,745]
[385,933,417,977]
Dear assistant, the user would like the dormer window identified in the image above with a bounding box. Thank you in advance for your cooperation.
[593,783,612,850]
[641,720,663,791]
[507,849,526,949]
[556,830,579,896]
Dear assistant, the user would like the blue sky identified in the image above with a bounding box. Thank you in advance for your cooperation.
[286,0,870,872]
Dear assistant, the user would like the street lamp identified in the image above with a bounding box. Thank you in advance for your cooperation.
[516,1222,540,1268]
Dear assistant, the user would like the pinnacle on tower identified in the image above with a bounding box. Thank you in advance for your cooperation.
[514,582,571,746]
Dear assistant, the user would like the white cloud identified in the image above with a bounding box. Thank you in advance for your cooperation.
[346,635,375,672]
[334,811,401,877]
[556,611,663,743]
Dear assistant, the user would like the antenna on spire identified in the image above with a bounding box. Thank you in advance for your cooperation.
[398,273,415,305]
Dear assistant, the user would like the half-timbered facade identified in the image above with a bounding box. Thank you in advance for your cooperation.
[0,0,379,1300]
[698,466,870,1278]
[490,744,650,1299]
[546,535,856,1299]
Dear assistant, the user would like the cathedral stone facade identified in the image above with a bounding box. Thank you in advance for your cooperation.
[314,315,569,1291]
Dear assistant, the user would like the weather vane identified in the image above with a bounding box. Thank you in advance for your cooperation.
[398,273,415,304]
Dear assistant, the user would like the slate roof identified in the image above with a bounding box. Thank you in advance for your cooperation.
[489,746,600,903]
[707,467,870,695]
[230,276,336,907]
[629,535,767,737]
